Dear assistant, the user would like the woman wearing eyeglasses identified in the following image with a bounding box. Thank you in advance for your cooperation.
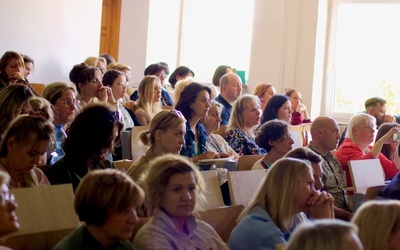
[127,110,186,183]
[176,82,217,161]
[0,97,54,188]
[54,169,144,250]
[335,113,400,189]
[0,171,19,242]
[45,104,123,191]
[43,82,78,130]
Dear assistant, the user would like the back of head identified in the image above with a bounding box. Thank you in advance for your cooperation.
[346,113,375,142]
[0,51,24,73]
[227,94,260,131]
[43,82,76,105]
[83,56,98,66]
[64,103,123,162]
[69,63,99,92]
[255,119,289,151]
[102,69,124,87]
[352,200,400,250]
[286,219,360,250]
[0,84,34,133]
[175,82,211,121]
[284,147,323,165]
[168,66,194,87]
[212,65,232,86]
[261,94,291,124]
[0,97,54,157]
[253,82,272,98]
[365,97,386,110]
[143,154,205,216]
[139,110,186,146]
[99,53,116,65]
[173,77,194,104]
[242,157,312,230]
[74,168,144,226]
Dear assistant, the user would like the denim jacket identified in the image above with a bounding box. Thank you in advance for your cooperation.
[180,122,208,157]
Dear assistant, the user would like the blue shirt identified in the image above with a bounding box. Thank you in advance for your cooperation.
[228,206,290,250]
[180,122,208,157]
[215,94,232,126]
[382,172,400,200]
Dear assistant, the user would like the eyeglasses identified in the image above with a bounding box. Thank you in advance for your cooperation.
[0,192,15,206]
[155,109,184,131]
[57,99,80,108]
[363,124,377,130]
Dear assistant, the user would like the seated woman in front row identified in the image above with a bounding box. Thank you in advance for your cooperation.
[335,113,400,189]
[200,100,239,159]
[0,97,54,188]
[54,169,144,250]
[133,154,228,249]
[228,158,334,250]
[252,119,294,170]
[127,109,187,183]
[226,94,266,156]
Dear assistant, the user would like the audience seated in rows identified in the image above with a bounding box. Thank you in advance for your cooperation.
[0,84,34,139]
[286,219,362,250]
[45,104,122,191]
[133,154,228,249]
[215,73,243,126]
[127,110,186,183]
[0,97,54,188]
[134,76,162,126]
[69,63,116,110]
[285,89,311,125]
[42,82,77,131]
[226,95,265,156]
[335,113,399,189]
[200,100,239,159]
[54,169,144,250]
[253,82,276,111]
[252,119,294,170]
[351,200,400,250]
[228,158,334,250]
[307,116,353,220]
[176,82,216,161]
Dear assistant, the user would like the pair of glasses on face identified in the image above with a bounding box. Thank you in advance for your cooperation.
[0,192,15,206]
[155,109,184,131]
[363,124,377,130]
[57,99,80,108]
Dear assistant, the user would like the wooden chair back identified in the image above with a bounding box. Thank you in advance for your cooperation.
[130,126,150,161]
[199,171,225,209]
[3,184,79,249]
[366,184,387,200]
[349,159,386,194]
[196,205,245,242]
[237,155,263,171]
[227,170,267,206]
[30,83,46,96]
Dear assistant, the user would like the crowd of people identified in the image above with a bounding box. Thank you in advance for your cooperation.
[1,50,400,249]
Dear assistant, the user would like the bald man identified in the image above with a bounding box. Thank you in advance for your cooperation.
[215,73,243,125]
[307,116,353,221]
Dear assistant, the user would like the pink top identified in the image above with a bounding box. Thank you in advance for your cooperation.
[0,164,50,188]
[334,138,399,188]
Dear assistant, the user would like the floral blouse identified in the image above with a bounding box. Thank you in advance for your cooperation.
[225,128,266,156]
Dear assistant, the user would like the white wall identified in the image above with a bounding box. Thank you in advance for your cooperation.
[0,0,102,84]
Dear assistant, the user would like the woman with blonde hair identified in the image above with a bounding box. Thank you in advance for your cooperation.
[133,154,228,249]
[127,110,186,183]
[54,169,144,249]
[335,113,399,189]
[42,82,78,129]
[253,83,276,111]
[0,97,54,188]
[84,56,107,75]
[352,200,400,250]
[228,158,334,250]
[286,220,362,250]
[226,94,265,156]
[173,77,194,104]
[134,75,162,126]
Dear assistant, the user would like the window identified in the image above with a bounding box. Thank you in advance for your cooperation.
[147,0,254,83]
[325,0,400,120]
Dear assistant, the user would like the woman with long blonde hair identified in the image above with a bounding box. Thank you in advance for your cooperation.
[134,76,162,126]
